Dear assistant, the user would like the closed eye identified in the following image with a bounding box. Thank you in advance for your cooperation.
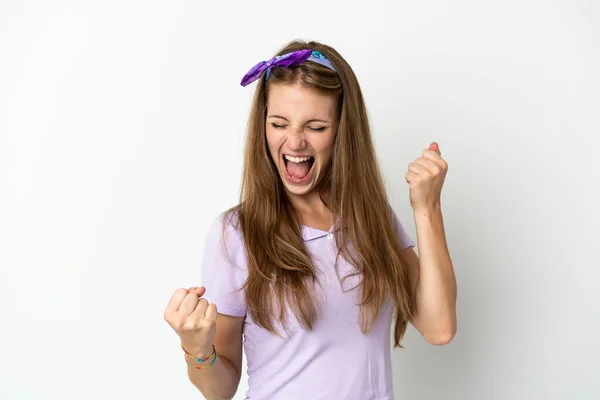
[270,123,327,132]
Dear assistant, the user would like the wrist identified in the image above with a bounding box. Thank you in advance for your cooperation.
[181,342,214,360]
[182,344,218,370]
[412,203,442,216]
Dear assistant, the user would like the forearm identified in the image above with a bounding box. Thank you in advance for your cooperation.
[187,353,240,400]
[413,205,457,343]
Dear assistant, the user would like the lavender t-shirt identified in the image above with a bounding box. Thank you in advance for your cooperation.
[201,209,415,400]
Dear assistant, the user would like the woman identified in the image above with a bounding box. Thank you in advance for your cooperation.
[164,40,457,400]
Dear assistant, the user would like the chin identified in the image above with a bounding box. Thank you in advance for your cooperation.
[283,182,318,197]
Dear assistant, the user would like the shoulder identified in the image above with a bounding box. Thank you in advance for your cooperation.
[200,208,249,316]
[387,203,416,249]
[205,207,242,241]
[202,208,246,263]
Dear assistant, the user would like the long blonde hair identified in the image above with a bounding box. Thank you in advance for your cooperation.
[227,40,413,347]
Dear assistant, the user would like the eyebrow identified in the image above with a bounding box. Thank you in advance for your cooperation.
[267,115,330,124]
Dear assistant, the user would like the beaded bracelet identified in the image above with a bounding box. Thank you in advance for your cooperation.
[182,344,217,369]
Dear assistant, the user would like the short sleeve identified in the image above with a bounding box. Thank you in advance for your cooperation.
[390,207,416,249]
[200,213,248,317]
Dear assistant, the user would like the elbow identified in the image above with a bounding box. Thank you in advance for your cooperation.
[195,389,235,400]
[189,376,237,400]
[425,331,455,345]
[424,323,457,346]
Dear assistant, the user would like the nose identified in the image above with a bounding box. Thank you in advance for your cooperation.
[286,126,307,151]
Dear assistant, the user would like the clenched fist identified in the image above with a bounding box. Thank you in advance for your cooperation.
[405,142,448,211]
[164,286,217,359]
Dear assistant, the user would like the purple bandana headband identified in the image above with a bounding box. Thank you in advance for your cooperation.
[240,49,336,87]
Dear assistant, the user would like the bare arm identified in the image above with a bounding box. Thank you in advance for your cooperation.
[403,206,457,345]
[164,287,245,400]
[403,142,457,345]
[187,314,244,400]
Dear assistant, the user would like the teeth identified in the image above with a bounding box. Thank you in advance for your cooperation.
[285,155,312,163]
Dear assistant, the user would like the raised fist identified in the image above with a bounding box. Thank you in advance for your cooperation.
[164,286,217,359]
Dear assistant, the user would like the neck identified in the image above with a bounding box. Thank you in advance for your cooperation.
[287,189,334,230]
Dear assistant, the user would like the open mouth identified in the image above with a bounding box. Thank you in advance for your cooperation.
[283,155,315,181]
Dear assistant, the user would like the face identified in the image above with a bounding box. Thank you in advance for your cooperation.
[265,83,339,198]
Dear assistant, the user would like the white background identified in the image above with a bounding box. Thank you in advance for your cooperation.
[1,1,599,399]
